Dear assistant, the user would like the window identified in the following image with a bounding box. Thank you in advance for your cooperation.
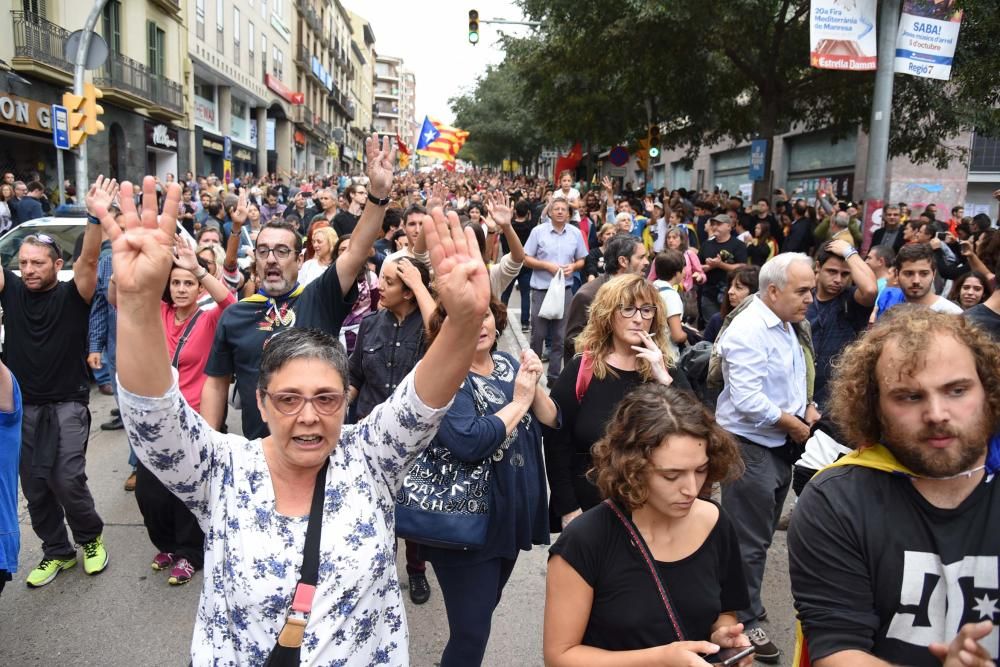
[216,0,224,53]
[261,0,267,19]
[102,0,121,55]
[195,0,205,40]
[147,21,165,76]
[274,0,283,16]
[262,34,268,74]
[233,8,240,66]
[248,22,255,76]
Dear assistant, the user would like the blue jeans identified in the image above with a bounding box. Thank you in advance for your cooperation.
[92,352,111,386]
[501,266,532,327]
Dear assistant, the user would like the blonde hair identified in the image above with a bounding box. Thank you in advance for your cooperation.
[575,274,674,380]
[311,226,339,260]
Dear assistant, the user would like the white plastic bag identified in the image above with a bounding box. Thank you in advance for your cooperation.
[538,270,566,320]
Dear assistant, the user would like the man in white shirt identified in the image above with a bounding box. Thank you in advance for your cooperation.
[715,252,821,663]
[895,243,963,315]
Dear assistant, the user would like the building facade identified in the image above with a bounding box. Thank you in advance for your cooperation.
[347,10,375,173]
[187,0,300,182]
[1,0,189,189]
[372,53,402,142]
[399,69,417,148]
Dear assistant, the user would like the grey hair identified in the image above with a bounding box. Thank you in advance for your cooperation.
[758,252,813,293]
[831,211,850,229]
[257,328,349,393]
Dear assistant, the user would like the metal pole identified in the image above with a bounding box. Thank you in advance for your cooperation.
[861,0,901,252]
[73,0,107,201]
[56,149,65,206]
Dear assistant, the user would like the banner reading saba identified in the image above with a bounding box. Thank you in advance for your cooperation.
[809,0,877,71]
[894,0,964,80]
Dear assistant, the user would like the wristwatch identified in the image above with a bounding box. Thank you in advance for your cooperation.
[367,192,391,207]
[842,247,859,261]
[195,269,208,281]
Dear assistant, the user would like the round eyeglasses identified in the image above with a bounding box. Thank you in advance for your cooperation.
[618,304,657,320]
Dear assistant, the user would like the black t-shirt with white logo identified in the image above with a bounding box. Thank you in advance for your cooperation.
[789,465,1000,665]
[1,270,91,404]
[205,264,356,439]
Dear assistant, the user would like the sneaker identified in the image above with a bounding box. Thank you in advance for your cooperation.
[747,626,780,663]
[123,470,137,492]
[25,555,77,588]
[168,558,195,585]
[100,416,124,431]
[520,324,529,333]
[408,573,431,604]
[81,535,109,575]
[151,552,175,571]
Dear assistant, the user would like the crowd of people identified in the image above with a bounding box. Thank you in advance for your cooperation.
[0,142,999,667]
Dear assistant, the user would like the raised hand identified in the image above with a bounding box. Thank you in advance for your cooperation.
[486,191,513,228]
[230,188,249,231]
[173,234,200,272]
[85,175,119,217]
[423,207,490,325]
[365,132,396,199]
[92,176,181,299]
[601,175,614,193]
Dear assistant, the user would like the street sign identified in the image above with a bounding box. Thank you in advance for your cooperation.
[609,146,629,167]
[64,30,109,70]
[51,104,70,150]
[750,139,768,182]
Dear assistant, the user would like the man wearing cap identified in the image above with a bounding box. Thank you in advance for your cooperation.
[699,212,748,321]
[0,176,112,587]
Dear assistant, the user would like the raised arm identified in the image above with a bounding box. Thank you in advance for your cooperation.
[487,191,525,264]
[223,189,246,274]
[415,207,491,408]
[174,235,231,305]
[337,134,395,296]
[78,176,118,303]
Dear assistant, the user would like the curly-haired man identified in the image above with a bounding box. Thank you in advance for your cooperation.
[789,307,1000,666]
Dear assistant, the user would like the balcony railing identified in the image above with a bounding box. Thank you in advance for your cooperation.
[94,52,184,114]
[296,44,310,68]
[10,11,72,74]
[297,105,315,129]
[317,119,331,137]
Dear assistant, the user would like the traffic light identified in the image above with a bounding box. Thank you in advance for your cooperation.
[636,137,650,172]
[469,10,480,45]
[62,91,86,148]
[82,83,105,136]
[649,123,661,144]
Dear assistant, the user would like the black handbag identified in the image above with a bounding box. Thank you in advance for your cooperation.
[395,354,525,550]
[264,460,329,666]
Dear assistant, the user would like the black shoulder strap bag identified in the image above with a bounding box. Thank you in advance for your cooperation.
[264,459,329,666]
[171,310,204,368]
[603,499,687,642]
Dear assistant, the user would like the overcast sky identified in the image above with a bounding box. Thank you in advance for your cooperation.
[341,0,531,125]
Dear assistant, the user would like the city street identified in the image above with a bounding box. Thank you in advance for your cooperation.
[0,303,798,666]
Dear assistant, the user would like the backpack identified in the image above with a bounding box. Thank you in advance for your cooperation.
[678,341,714,405]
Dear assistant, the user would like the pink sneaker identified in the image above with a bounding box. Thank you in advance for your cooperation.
[168,557,195,586]
[151,552,175,571]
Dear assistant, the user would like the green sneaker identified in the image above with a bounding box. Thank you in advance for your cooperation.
[26,556,77,588]
[81,535,109,575]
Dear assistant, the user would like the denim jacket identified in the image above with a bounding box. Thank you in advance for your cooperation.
[349,308,426,419]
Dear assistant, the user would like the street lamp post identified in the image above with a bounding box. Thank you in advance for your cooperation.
[73,0,108,202]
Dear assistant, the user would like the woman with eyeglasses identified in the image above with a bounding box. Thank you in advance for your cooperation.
[98,177,492,666]
[543,384,752,667]
[546,274,683,533]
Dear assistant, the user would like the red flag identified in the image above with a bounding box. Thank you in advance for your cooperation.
[396,134,410,155]
[554,142,583,179]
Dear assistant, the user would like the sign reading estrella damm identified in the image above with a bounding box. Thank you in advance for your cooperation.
[894,0,963,80]
[809,0,877,71]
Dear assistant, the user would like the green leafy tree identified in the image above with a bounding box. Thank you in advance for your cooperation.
[449,63,549,171]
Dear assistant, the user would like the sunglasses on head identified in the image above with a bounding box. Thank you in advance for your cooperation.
[32,233,62,255]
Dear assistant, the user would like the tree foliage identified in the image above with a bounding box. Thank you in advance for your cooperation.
[449,62,549,168]
[506,0,1000,175]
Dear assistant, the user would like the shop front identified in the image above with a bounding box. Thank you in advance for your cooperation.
[196,128,225,179]
[145,121,179,184]
[0,92,59,184]
[782,131,857,201]
[232,145,257,181]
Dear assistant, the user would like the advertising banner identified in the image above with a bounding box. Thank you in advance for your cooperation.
[809,0,877,71]
[894,0,963,80]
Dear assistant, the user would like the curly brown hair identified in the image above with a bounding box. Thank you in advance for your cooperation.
[590,384,743,510]
[574,274,674,380]
[828,305,1000,448]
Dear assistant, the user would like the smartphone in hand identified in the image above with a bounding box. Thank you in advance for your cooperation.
[705,646,755,665]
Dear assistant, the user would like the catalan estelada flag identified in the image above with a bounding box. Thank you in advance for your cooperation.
[415,116,469,163]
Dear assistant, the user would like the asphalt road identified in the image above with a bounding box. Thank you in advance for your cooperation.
[0,300,798,666]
